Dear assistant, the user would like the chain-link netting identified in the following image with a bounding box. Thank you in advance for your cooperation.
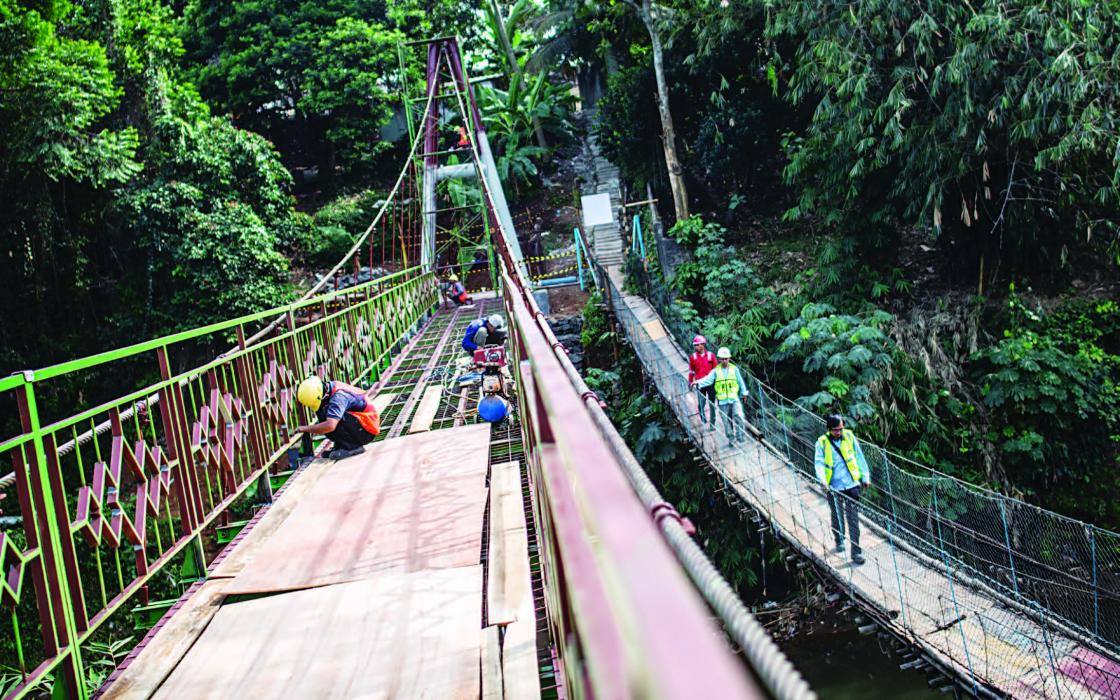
[609,255,1120,698]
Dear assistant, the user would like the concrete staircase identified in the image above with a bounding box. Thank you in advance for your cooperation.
[581,129,627,269]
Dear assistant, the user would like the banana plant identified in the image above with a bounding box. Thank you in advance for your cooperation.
[481,0,548,147]
[476,69,573,193]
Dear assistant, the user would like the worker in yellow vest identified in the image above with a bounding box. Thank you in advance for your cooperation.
[814,414,870,565]
[691,346,748,445]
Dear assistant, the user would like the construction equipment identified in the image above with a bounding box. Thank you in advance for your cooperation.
[451,344,514,423]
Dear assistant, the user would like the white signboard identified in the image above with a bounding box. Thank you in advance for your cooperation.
[581,193,615,229]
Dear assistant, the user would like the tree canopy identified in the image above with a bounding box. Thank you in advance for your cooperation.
[771,0,1120,274]
[180,0,424,180]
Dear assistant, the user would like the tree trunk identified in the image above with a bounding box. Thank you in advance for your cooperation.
[637,0,689,221]
[489,0,548,149]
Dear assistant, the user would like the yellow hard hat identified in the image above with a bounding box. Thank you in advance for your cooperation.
[448,273,459,282]
[297,376,326,410]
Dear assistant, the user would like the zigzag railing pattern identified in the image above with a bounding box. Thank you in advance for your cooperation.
[0,267,436,697]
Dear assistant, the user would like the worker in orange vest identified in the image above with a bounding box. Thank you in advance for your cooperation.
[295,377,381,460]
[444,273,473,306]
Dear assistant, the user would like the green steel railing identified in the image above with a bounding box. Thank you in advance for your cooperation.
[0,267,437,698]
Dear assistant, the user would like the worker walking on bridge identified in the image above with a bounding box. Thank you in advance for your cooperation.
[814,414,870,566]
[462,314,507,355]
[295,377,381,460]
[691,346,748,445]
[688,335,717,427]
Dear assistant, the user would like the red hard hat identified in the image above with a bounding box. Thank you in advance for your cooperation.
[692,335,707,346]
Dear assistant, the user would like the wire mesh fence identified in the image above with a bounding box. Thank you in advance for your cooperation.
[608,253,1120,698]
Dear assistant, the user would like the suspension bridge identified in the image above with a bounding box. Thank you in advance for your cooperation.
[0,36,1116,700]
[590,164,1120,696]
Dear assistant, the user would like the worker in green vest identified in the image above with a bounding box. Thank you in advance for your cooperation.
[814,414,870,565]
[691,346,748,445]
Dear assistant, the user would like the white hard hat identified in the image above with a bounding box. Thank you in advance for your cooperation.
[488,314,506,331]
[716,347,731,359]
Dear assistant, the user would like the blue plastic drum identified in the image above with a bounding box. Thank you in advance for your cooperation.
[478,395,510,423]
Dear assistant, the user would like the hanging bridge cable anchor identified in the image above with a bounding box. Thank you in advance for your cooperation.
[650,502,696,536]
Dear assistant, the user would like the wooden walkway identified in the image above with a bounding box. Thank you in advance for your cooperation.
[601,254,1120,699]
[574,127,1120,698]
[100,304,541,700]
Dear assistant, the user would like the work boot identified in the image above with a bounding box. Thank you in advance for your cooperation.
[328,446,365,461]
[834,541,845,554]
[851,551,866,566]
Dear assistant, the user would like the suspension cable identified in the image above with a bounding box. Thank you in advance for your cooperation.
[46,78,441,460]
[438,60,815,700]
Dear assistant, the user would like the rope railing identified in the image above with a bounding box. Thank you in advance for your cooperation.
[610,251,1120,698]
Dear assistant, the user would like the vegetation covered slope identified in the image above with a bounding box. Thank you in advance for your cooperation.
[573,0,1120,525]
[0,0,574,375]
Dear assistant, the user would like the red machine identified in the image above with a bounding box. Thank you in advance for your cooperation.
[472,345,507,367]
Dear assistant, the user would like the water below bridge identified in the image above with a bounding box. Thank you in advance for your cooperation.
[780,625,940,699]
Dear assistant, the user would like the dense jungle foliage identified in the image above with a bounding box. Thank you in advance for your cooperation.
[582,0,1120,525]
[3,0,1119,688]
[3,0,1118,526]
[0,0,574,375]
[0,0,576,687]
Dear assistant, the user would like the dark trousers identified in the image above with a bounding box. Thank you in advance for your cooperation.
[698,385,717,424]
[829,487,862,555]
[326,413,376,451]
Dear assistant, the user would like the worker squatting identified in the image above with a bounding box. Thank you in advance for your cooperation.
[291,320,869,566]
[291,312,508,458]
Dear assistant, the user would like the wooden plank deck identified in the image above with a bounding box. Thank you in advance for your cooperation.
[100,580,232,700]
[486,460,540,699]
[208,457,336,579]
[600,254,1120,700]
[100,419,522,698]
[408,385,445,433]
[371,391,397,414]
[153,567,482,700]
[226,423,491,594]
[481,626,504,700]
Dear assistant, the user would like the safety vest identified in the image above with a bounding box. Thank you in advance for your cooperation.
[713,365,741,402]
[317,387,381,436]
[817,429,861,483]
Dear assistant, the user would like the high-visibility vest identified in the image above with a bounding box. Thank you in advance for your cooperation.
[318,387,381,436]
[349,407,381,436]
[817,429,861,483]
[713,365,741,402]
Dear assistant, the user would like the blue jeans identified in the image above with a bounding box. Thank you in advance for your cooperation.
[718,401,745,444]
[697,385,717,425]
